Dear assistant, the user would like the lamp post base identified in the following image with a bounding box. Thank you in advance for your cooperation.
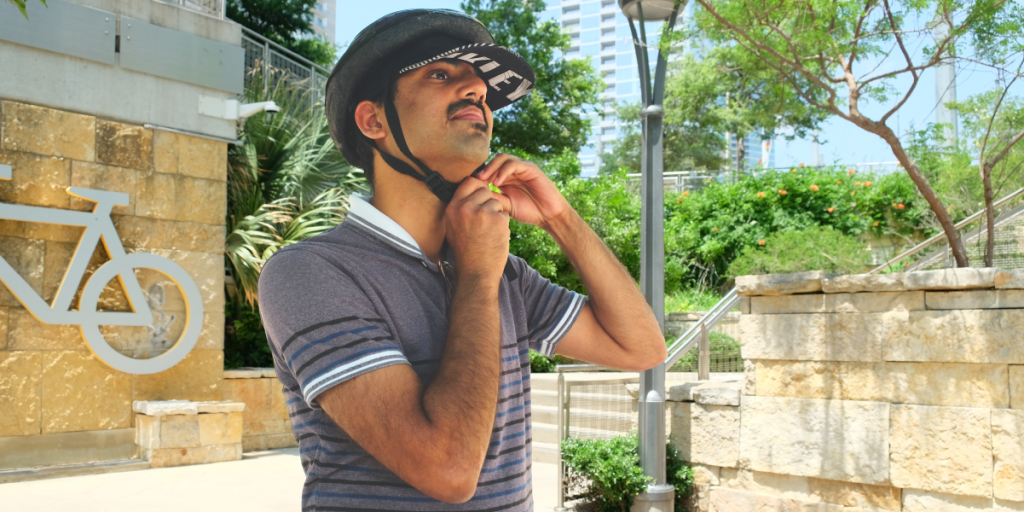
[631,484,675,512]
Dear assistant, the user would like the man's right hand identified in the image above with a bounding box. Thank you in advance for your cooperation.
[444,177,510,282]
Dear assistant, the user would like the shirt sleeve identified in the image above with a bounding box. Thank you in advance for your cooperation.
[257,248,409,408]
[509,254,587,357]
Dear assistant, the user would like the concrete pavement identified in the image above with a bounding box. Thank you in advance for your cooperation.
[0,448,564,512]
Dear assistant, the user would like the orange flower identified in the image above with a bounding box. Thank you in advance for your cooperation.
[757,191,765,198]
[791,168,797,173]
[758,240,766,246]
[898,203,905,209]
[810,184,820,191]
[873,221,879,226]
[827,207,835,213]
[848,169,855,176]
[676,197,685,203]
[855,181,862,186]
[713,227,718,232]
[779,189,788,195]
[893,203,897,207]
[851,190,856,196]
[799,162,806,167]
[683,190,690,197]
[836,180,842,185]
[864,181,872,187]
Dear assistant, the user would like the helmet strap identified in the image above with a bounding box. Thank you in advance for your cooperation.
[378,84,461,203]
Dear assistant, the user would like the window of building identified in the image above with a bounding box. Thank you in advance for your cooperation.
[616,82,633,95]
[617,53,633,66]
[582,15,599,29]
[563,6,580,15]
[601,55,615,65]
[582,43,600,57]
[604,82,615,92]
[601,42,615,52]
[562,20,579,30]
[601,13,615,23]
[601,127,616,136]
[601,0,615,7]
[601,27,615,38]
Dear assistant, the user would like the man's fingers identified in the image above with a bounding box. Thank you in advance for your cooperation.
[476,153,511,182]
[451,176,490,202]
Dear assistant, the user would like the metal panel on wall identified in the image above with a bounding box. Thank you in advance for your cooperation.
[0,0,115,65]
[120,17,244,94]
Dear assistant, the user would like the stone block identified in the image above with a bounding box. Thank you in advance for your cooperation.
[69,161,136,215]
[736,271,837,296]
[927,289,1024,310]
[7,309,87,351]
[132,349,223,403]
[821,273,908,294]
[885,310,1024,364]
[133,400,197,416]
[0,150,72,209]
[693,464,720,486]
[242,435,267,453]
[269,379,291,420]
[1,101,95,161]
[135,170,226,226]
[265,433,298,449]
[112,216,225,254]
[740,313,893,362]
[693,383,742,406]
[996,269,1024,289]
[261,368,277,378]
[719,468,814,501]
[135,414,160,449]
[671,402,740,468]
[0,307,6,350]
[0,236,45,308]
[160,414,200,448]
[40,351,132,434]
[224,368,263,379]
[807,477,902,510]
[905,268,999,291]
[196,401,245,414]
[755,360,1009,408]
[708,488,841,512]
[95,120,152,171]
[198,411,243,446]
[153,130,226,181]
[744,359,756,396]
[739,296,750,314]
[993,409,1024,502]
[890,404,992,498]
[750,291,924,315]
[128,248,224,313]
[1013,366,1024,410]
[0,351,41,436]
[222,376,273,435]
[667,379,742,402]
[903,489,1024,511]
[146,443,241,468]
[739,396,889,485]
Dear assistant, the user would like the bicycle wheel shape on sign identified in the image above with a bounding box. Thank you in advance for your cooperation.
[78,252,205,375]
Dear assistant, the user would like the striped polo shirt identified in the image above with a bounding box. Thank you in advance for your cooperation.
[257,195,585,512]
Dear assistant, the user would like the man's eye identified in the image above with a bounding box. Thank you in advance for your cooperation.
[429,70,450,80]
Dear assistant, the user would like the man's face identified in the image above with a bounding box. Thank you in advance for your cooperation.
[389,59,493,181]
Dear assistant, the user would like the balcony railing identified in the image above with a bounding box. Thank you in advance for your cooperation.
[154,0,225,19]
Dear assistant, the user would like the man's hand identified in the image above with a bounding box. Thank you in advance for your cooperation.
[475,153,570,230]
[445,178,511,281]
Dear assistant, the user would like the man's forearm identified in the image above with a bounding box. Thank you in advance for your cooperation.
[421,277,501,478]
[545,209,663,359]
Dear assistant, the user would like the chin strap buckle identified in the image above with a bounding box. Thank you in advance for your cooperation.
[424,171,457,203]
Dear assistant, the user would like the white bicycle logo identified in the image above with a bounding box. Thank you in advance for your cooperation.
[0,164,203,374]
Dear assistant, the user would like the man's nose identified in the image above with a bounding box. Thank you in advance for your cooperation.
[458,71,489,105]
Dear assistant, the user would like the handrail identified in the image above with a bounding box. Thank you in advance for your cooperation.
[869,185,1024,274]
[241,26,332,76]
[903,201,1024,272]
[665,289,739,369]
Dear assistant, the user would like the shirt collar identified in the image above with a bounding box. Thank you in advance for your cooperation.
[346,195,432,263]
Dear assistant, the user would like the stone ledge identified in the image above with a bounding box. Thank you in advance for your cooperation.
[822,273,908,293]
[926,289,1024,310]
[750,291,924,314]
[905,268,999,291]
[736,271,837,296]
[196,401,246,413]
[996,269,1024,289]
[666,378,742,403]
[133,400,197,416]
[693,383,742,407]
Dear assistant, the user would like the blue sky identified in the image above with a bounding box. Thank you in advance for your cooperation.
[337,4,1021,168]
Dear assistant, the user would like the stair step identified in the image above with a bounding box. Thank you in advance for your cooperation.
[532,405,635,431]
[531,389,636,409]
[529,372,639,393]
[533,423,634,444]
[532,441,559,465]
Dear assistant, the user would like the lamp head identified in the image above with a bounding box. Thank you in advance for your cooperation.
[618,0,682,21]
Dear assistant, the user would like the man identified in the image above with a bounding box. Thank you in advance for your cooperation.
[257,9,665,511]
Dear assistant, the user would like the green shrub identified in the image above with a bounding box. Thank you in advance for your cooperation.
[726,225,870,278]
[224,301,275,369]
[664,288,724,314]
[561,433,694,512]
[529,349,573,373]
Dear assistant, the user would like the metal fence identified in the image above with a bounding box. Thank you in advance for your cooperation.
[241,27,331,108]
[154,0,225,19]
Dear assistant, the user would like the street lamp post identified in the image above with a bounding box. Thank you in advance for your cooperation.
[617,1,683,511]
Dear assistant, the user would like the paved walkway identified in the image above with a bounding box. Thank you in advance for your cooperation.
[0,449,564,512]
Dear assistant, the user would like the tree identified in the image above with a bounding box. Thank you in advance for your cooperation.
[227,0,338,67]
[7,0,45,19]
[692,0,1023,266]
[461,0,603,158]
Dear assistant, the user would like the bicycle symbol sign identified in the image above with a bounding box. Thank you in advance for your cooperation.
[0,164,204,375]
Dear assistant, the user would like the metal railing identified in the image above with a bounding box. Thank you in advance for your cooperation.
[154,0,225,19]
[870,185,1024,273]
[241,27,331,109]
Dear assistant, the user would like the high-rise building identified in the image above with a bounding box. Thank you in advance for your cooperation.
[310,1,336,45]
[727,130,775,170]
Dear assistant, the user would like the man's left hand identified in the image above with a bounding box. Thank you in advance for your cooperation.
[475,153,569,230]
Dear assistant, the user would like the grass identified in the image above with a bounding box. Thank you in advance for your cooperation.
[664,288,724,314]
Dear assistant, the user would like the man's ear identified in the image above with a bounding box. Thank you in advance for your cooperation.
[354,100,386,141]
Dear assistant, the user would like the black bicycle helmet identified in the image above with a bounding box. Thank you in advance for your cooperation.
[325,9,536,203]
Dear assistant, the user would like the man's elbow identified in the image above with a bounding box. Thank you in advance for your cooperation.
[423,469,480,504]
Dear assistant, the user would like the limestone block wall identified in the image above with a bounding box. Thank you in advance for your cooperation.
[0,99,227,470]
[134,400,244,468]
[672,268,1024,512]
[222,368,298,452]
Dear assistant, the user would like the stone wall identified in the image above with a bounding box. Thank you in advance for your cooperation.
[673,268,1024,512]
[0,99,227,469]
[222,368,298,452]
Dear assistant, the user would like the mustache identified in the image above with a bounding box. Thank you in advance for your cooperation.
[447,99,489,130]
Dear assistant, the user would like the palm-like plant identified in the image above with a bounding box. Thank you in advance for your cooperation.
[226,70,368,307]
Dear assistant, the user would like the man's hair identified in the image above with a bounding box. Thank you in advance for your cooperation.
[347,82,399,187]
